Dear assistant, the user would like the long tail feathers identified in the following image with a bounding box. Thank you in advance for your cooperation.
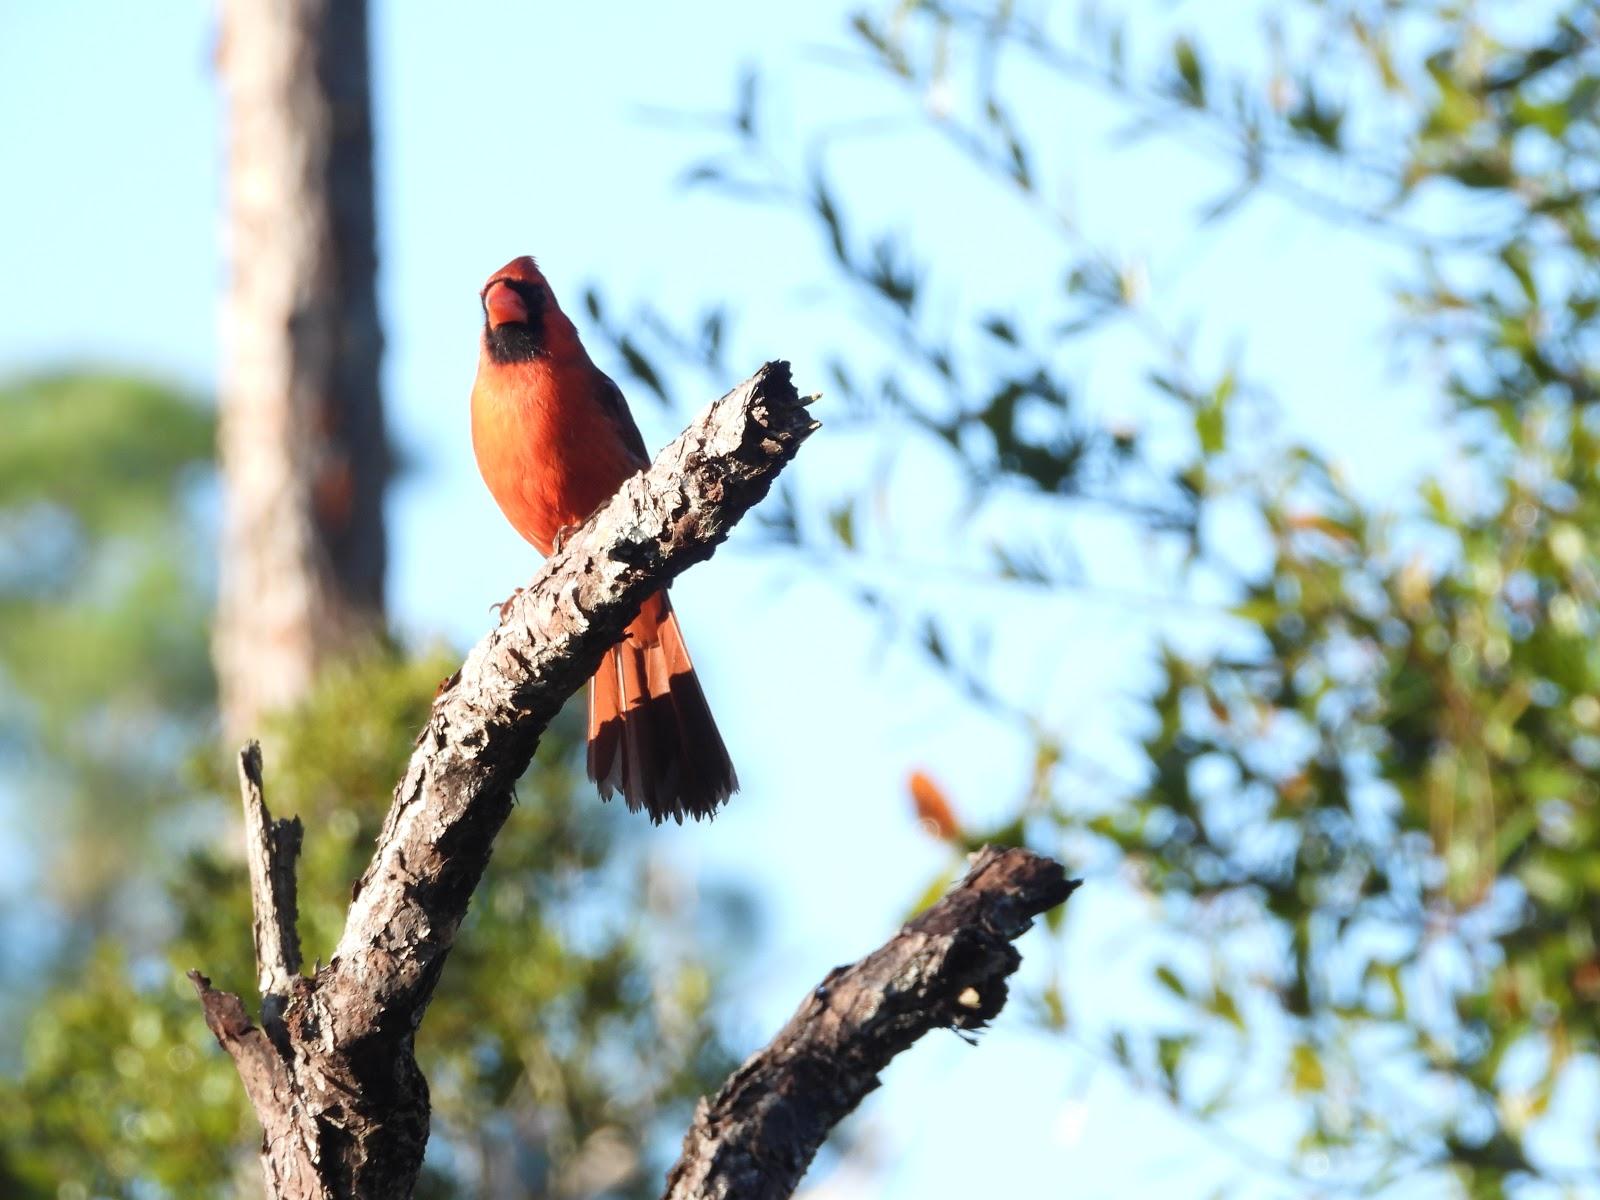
[586,592,738,822]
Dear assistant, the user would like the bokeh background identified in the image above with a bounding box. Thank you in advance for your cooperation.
[3,1,1599,1197]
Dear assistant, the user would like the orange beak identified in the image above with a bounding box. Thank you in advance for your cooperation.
[484,279,529,328]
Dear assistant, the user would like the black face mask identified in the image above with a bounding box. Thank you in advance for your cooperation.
[484,279,548,363]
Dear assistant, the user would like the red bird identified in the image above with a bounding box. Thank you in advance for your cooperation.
[470,256,737,822]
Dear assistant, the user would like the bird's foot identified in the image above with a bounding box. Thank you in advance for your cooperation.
[492,587,526,622]
[551,523,582,553]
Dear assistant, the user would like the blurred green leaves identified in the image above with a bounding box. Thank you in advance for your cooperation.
[0,372,214,932]
[0,372,211,535]
[0,371,213,716]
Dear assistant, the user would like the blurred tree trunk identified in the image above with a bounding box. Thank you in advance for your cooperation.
[214,0,387,738]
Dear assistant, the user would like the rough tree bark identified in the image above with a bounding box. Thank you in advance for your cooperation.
[214,0,387,739]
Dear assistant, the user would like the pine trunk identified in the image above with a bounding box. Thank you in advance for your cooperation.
[214,0,386,738]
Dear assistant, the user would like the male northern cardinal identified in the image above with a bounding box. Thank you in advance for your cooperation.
[470,256,737,822]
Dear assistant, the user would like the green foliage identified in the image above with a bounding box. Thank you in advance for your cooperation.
[0,947,246,1197]
[0,369,214,737]
[588,1,1600,1194]
[1068,9,1599,1192]
[0,371,212,536]
[0,371,215,978]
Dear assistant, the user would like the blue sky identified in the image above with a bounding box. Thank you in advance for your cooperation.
[0,2,1472,1196]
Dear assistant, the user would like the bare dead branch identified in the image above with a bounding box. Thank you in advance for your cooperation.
[187,973,324,1199]
[238,741,303,1004]
[663,846,1078,1200]
[194,361,816,1199]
